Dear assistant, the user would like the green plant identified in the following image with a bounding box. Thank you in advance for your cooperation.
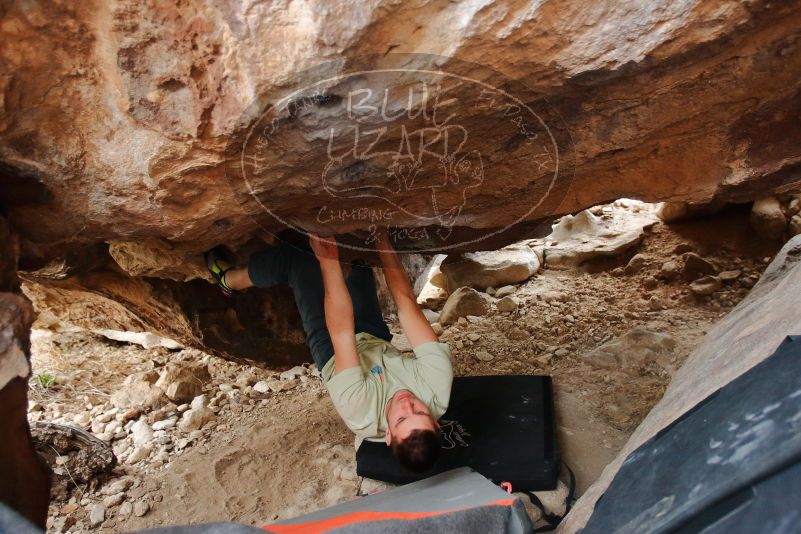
[36,372,56,388]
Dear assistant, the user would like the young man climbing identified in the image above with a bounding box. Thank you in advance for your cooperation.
[205,230,453,472]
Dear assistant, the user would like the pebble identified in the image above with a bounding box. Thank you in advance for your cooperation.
[649,296,665,311]
[253,381,270,394]
[690,276,722,295]
[496,296,521,312]
[280,366,306,381]
[102,492,126,508]
[473,350,494,362]
[718,269,741,282]
[554,348,569,358]
[130,419,154,446]
[625,254,647,274]
[467,333,481,342]
[177,403,190,412]
[133,500,150,517]
[102,478,133,496]
[152,418,177,431]
[118,501,133,518]
[88,504,106,527]
[431,323,443,335]
[126,446,152,464]
[190,394,208,410]
[60,503,79,514]
[495,285,516,298]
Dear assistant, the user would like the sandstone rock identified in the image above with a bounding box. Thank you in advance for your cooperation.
[190,394,208,410]
[279,366,306,381]
[102,492,125,508]
[472,350,494,362]
[151,417,177,431]
[252,381,270,394]
[789,214,801,237]
[690,276,722,295]
[496,296,521,313]
[439,246,540,293]
[88,504,105,527]
[422,309,440,323]
[659,261,681,281]
[111,371,165,410]
[155,363,211,403]
[507,326,528,340]
[656,201,723,223]
[101,478,133,496]
[431,323,443,335]
[494,285,516,298]
[133,500,150,517]
[682,253,716,280]
[118,501,133,518]
[584,329,677,373]
[750,197,787,240]
[624,254,648,275]
[546,203,658,269]
[7,1,801,367]
[130,419,154,446]
[718,269,742,282]
[178,407,216,432]
[438,287,491,326]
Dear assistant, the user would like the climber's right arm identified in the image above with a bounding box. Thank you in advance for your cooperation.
[310,234,359,373]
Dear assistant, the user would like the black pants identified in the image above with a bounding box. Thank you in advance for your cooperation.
[248,241,392,369]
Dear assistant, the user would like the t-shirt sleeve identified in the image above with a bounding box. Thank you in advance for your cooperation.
[410,341,454,417]
[325,366,379,436]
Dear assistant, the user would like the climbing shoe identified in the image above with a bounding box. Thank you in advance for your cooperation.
[205,247,238,296]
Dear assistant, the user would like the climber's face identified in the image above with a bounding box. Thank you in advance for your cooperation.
[385,389,438,444]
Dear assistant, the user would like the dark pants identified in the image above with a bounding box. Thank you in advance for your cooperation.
[248,242,392,369]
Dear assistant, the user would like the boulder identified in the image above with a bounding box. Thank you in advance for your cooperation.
[438,288,491,326]
[439,246,540,293]
[583,328,677,374]
[5,1,801,365]
[545,202,658,269]
[750,197,787,240]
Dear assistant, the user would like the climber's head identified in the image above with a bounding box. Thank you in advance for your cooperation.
[385,389,441,472]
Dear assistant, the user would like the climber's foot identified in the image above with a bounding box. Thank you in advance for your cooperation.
[205,247,238,296]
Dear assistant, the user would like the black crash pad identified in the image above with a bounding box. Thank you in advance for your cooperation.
[583,335,801,534]
[356,375,559,491]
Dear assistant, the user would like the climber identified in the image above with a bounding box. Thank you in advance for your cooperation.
[205,229,453,472]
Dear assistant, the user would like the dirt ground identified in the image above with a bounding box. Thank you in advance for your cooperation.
[27,204,781,533]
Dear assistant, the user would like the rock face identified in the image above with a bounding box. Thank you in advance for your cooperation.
[2,1,801,364]
[563,235,801,530]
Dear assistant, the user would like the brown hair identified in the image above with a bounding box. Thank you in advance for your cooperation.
[390,428,442,472]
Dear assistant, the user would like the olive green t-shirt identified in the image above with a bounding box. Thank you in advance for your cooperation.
[321,332,453,441]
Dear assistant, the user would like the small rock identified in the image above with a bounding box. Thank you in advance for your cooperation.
[178,406,216,432]
[422,308,439,323]
[279,365,306,381]
[674,243,694,254]
[101,478,133,496]
[133,500,150,517]
[118,501,133,518]
[718,269,742,282]
[438,287,491,325]
[88,504,106,527]
[218,383,234,392]
[643,277,659,290]
[102,492,125,508]
[126,446,152,464]
[485,286,496,296]
[554,348,569,358]
[190,394,208,410]
[507,327,528,340]
[467,333,481,342]
[472,350,494,362]
[683,252,716,279]
[750,197,786,240]
[789,214,801,237]
[152,418,177,431]
[431,323,443,335]
[649,296,664,311]
[690,276,722,295]
[495,285,516,298]
[496,295,521,312]
[130,419,154,446]
[659,260,681,281]
[252,381,270,394]
[624,254,647,275]
[72,412,91,427]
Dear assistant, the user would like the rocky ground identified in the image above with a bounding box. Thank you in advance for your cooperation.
[27,201,787,533]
